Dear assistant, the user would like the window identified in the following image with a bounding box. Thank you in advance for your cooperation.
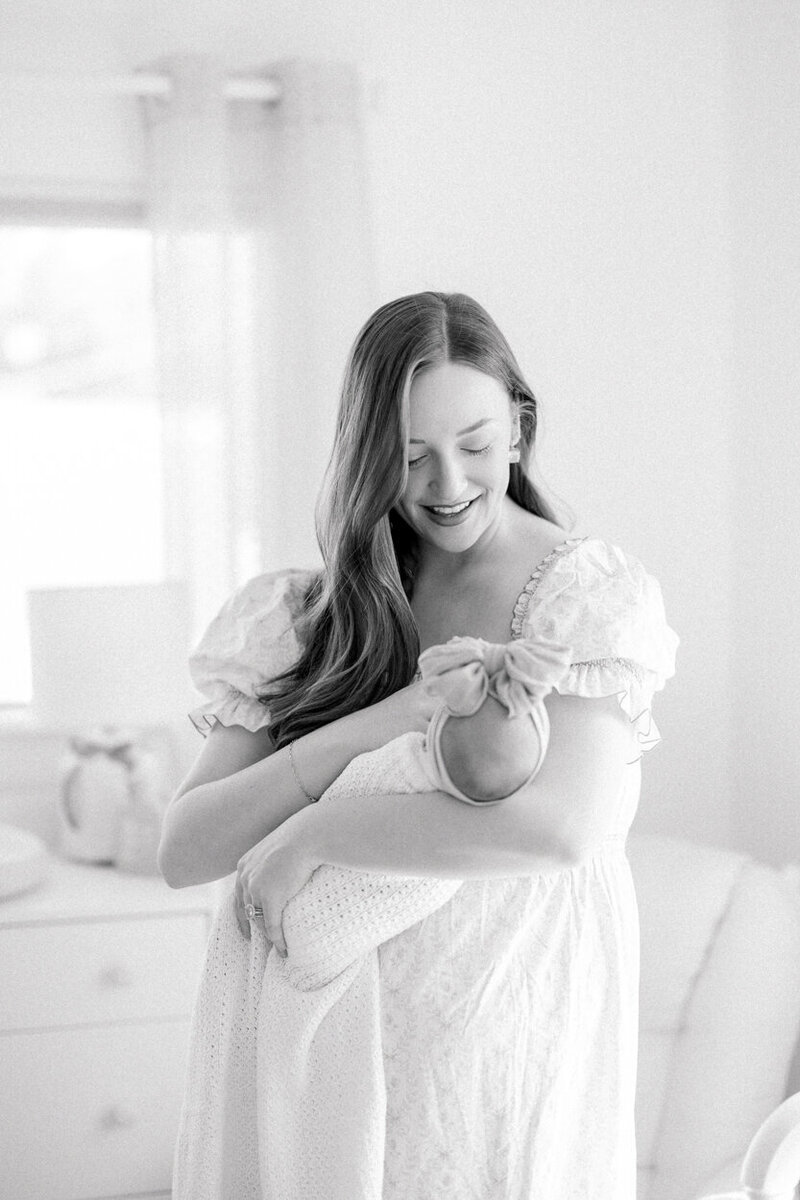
[0,227,164,705]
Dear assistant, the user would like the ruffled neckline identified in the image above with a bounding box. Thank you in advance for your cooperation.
[412,535,591,681]
[510,535,590,639]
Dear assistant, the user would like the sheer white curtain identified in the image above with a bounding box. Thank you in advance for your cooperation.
[140,57,377,636]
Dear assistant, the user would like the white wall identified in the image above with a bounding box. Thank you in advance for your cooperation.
[730,2,800,864]
[0,0,797,865]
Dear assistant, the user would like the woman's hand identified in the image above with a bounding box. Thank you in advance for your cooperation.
[234,811,320,952]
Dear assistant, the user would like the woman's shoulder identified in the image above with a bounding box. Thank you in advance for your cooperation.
[193,564,321,671]
[544,533,666,596]
[187,566,321,733]
[517,524,664,603]
[508,507,649,586]
[506,509,579,603]
[515,530,679,755]
[515,530,679,676]
[506,507,573,579]
[220,565,320,624]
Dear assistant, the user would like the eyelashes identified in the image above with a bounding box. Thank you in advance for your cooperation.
[407,444,493,470]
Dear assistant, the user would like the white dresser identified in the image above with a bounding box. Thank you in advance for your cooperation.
[0,860,218,1200]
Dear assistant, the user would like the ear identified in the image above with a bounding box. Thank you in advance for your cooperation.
[511,406,521,445]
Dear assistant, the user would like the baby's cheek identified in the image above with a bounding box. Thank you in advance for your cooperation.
[439,707,542,802]
[437,712,494,799]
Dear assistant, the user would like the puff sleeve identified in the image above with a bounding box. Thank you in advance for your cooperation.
[514,538,679,758]
[187,567,319,736]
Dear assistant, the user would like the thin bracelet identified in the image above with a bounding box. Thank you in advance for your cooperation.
[288,740,320,803]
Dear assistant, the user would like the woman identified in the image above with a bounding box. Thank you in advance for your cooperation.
[159,291,678,1199]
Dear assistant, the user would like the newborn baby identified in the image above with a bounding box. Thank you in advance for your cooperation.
[413,633,572,805]
[274,632,573,988]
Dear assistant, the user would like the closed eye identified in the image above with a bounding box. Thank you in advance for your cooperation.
[408,444,494,469]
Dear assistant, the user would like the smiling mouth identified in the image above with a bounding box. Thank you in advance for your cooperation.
[423,497,479,515]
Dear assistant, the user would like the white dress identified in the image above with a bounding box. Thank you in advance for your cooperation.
[177,536,679,1200]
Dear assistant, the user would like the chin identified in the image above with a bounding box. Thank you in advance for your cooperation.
[428,522,486,550]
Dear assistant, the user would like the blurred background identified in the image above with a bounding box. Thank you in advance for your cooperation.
[0,4,799,1198]
[1,0,797,864]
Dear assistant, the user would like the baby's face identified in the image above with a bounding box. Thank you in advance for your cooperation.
[394,361,518,560]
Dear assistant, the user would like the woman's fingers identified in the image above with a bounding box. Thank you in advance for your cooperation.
[233,874,251,940]
[235,834,315,960]
[250,879,286,956]
[266,918,287,957]
[236,870,284,954]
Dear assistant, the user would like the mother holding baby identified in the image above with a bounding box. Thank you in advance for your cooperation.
[158,291,678,1200]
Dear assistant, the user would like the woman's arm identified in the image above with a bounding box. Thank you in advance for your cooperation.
[158,682,435,887]
[287,692,636,879]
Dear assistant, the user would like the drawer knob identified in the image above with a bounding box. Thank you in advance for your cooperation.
[98,963,132,988]
[99,1106,137,1132]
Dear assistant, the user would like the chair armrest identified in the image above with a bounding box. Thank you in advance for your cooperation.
[696,1091,800,1200]
[692,1154,748,1199]
[741,1090,800,1197]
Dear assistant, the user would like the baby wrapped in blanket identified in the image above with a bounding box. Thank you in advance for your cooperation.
[173,634,571,1200]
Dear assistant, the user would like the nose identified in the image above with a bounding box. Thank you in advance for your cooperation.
[428,451,467,501]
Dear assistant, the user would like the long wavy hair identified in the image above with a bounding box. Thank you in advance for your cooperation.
[259,291,566,748]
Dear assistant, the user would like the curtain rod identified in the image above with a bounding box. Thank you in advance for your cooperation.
[0,72,282,102]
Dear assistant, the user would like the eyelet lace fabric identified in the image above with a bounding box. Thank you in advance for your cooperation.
[175,537,678,1199]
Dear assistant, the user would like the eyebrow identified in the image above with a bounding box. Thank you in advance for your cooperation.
[409,418,499,445]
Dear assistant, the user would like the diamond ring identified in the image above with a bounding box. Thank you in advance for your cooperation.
[244,902,263,920]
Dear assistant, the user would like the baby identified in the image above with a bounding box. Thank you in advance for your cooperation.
[273,632,573,989]
[413,633,572,805]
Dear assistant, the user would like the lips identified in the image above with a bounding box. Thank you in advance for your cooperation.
[421,495,481,527]
[424,497,479,514]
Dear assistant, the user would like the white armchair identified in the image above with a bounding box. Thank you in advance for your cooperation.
[698,1090,800,1199]
[629,834,800,1200]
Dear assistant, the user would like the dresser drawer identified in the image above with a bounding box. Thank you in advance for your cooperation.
[0,1021,191,1200]
[0,913,208,1028]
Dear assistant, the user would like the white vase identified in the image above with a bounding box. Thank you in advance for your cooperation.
[57,749,129,864]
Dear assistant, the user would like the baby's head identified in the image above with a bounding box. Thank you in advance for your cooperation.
[419,636,571,806]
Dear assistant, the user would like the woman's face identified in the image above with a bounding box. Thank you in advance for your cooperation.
[394,360,518,558]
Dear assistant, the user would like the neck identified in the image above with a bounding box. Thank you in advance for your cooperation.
[415,495,518,582]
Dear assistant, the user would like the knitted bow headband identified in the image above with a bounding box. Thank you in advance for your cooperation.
[417,635,573,719]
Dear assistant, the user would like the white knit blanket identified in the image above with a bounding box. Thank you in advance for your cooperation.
[173,731,461,1200]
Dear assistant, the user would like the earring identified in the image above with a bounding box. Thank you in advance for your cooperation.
[509,442,521,463]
